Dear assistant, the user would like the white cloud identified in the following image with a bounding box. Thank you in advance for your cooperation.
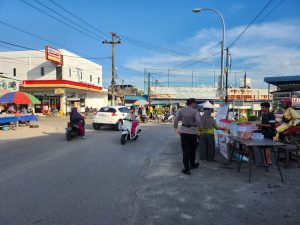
[123,19,300,88]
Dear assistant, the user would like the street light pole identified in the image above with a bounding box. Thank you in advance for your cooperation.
[192,8,226,91]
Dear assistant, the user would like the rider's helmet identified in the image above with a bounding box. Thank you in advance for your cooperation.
[260,102,270,108]
[282,98,292,109]
[130,105,135,111]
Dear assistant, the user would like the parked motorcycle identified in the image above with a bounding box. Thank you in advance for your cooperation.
[120,118,141,145]
[161,112,175,123]
[65,121,83,141]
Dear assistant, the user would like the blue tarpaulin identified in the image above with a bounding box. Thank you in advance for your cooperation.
[0,114,38,124]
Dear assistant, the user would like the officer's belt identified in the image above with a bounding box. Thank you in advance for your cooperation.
[182,123,196,128]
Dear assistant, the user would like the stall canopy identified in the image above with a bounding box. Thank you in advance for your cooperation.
[199,101,215,109]
[264,75,300,86]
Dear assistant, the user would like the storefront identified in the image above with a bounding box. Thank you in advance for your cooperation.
[20,80,108,114]
[265,75,300,113]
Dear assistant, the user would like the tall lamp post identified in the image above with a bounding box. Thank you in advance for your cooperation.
[192,8,226,93]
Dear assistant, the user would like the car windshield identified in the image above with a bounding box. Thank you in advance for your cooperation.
[119,107,130,113]
[99,107,116,113]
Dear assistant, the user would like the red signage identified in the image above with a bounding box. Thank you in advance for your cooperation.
[45,46,63,65]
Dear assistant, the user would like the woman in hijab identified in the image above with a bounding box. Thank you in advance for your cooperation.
[70,107,86,139]
[198,108,226,161]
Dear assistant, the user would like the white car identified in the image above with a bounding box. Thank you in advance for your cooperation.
[92,106,130,131]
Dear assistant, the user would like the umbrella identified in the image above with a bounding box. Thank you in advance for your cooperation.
[133,100,149,106]
[0,91,41,104]
[0,89,10,97]
[199,101,215,109]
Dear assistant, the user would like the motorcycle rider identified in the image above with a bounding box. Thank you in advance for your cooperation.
[128,105,138,135]
[274,98,300,141]
[70,107,86,139]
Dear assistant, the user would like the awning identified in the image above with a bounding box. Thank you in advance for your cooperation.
[264,75,300,86]
[124,95,148,101]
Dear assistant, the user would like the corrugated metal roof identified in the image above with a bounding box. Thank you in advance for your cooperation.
[264,75,300,85]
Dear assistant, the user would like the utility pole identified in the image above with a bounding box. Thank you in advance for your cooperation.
[167,69,170,87]
[225,48,231,103]
[103,32,121,105]
[148,72,151,104]
[192,70,194,87]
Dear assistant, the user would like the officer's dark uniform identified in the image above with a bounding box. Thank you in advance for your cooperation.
[174,98,201,175]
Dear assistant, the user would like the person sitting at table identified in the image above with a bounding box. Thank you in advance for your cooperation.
[21,106,28,114]
[70,107,86,139]
[0,105,6,114]
[198,108,227,161]
[7,105,16,114]
[256,102,276,165]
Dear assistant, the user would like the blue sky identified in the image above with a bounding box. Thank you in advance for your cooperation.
[0,0,299,89]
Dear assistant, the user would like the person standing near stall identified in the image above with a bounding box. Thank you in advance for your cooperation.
[174,98,201,175]
[198,108,227,161]
[256,102,276,165]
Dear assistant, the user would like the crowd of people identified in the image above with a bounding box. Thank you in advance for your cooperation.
[0,104,32,115]
[174,98,300,175]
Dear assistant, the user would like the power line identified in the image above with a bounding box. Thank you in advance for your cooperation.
[172,42,221,68]
[258,0,285,23]
[21,0,101,42]
[48,0,110,38]
[33,0,106,40]
[0,20,87,57]
[228,0,274,48]
[47,0,218,63]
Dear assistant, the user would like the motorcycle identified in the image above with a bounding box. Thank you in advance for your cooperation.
[65,120,84,141]
[275,122,300,147]
[120,118,141,145]
[161,112,175,123]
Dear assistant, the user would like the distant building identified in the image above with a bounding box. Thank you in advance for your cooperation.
[149,86,273,117]
[0,47,108,113]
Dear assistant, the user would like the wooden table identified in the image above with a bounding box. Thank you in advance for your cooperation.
[229,136,285,182]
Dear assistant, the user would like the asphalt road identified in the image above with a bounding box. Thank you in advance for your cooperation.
[0,122,300,225]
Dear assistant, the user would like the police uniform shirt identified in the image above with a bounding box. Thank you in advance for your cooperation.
[174,106,201,135]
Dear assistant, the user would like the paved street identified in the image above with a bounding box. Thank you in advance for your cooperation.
[0,118,300,225]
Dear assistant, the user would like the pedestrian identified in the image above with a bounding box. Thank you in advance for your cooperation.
[256,102,276,165]
[198,108,226,161]
[174,98,201,175]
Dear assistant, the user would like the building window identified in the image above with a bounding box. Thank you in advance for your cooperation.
[98,77,100,84]
[41,67,45,76]
[69,69,72,78]
[90,75,92,82]
[80,72,83,80]
[13,68,16,76]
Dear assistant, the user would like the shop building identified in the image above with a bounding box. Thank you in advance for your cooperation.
[0,47,108,113]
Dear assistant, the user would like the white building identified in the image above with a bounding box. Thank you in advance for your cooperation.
[0,48,108,113]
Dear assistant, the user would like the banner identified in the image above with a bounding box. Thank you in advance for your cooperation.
[0,77,19,93]
[215,104,229,159]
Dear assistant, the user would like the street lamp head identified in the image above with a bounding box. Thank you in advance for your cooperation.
[192,8,203,13]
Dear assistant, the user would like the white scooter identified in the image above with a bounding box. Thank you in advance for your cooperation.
[120,117,141,145]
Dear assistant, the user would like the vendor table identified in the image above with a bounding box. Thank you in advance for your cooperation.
[0,116,18,124]
[229,136,285,182]
[0,114,38,129]
[18,114,38,122]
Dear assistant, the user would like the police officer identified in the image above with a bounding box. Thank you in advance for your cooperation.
[174,98,201,175]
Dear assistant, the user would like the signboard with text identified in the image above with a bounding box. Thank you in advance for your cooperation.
[45,46,63,65]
